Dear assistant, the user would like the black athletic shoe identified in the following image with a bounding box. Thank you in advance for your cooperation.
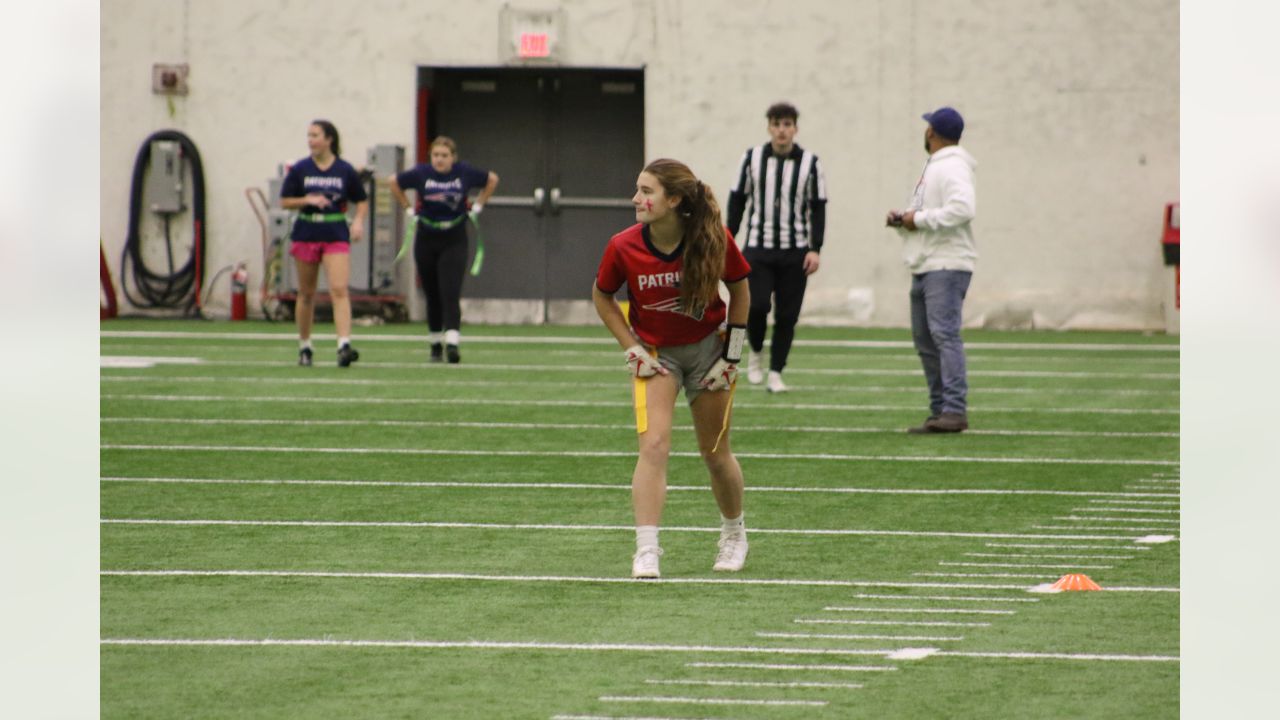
[430,343,444,363]
[337,344,360,368]
[446,344,461,364]
[298,347,313,367]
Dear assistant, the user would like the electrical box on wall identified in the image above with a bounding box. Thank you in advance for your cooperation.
[152,63,189,95]
[499,5,564,63]
[147,140,185,214]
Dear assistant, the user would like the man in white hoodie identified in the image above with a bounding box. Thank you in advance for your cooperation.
[887,107,977,433]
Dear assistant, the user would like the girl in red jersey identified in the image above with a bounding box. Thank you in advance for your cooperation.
[593,158,752,579]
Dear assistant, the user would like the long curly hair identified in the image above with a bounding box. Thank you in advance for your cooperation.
[642,158,727,317]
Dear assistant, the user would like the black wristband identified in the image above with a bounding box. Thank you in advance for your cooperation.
[723,324,746,363]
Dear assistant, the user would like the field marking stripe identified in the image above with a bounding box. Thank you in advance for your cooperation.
[964,553,1133,560]
[99,416,1180,439]
[105,360,1180,379]
[939,562,1114,570]
[822,607,1016,615]
[98,570,1179,592]
[99,443,1180,467]
[1069,508,1180,514]
[1032,525,1179,532]
[98,519,1146,541]
[936,650,1179,662]
[98,637,896,657]
[758,631,964,642]
[99,392,1182,414]
[644,678,863,690]
[686,661,896,672]
[600,696,827,707]
[99,329,1180,352]
[96,637,1180,664]
[1053,516,1179,524]
[849,594,1040,603]
[794,619,992,628]
[97,476,1179,499]
[984,543,1151,550]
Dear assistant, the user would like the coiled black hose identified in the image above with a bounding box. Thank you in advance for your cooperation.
[119,130,206,313]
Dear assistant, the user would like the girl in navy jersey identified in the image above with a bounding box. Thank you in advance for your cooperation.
[593,158,752,579]
[280,120,368,367]
[389,137,499,363]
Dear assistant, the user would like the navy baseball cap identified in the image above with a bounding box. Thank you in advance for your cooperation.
[922,107,964,140]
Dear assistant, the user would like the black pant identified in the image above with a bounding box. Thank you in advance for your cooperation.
[413,223,469,333]
[745,248,809,372]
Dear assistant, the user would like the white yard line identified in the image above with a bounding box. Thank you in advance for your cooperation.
[938,562,1114,570]
[99,329,1180,352]
[98,476,1180,499]
[1087,499,1180,506]
[1032,525,1179,533]
[685,661,897,672]
[965,553,1134,560]
[913,573,1050,579]
[1069,508,1179,514]
[99,518,1144,542]
[644,678,863,690]
[794,619,992,628]
[99,569,1179,593]
[758,631,965,642]
[553,715,715,720]
[100,392,1182,414]
[1051,517,1179,524]
[936,650,1179,662]
[100,442,1180,467]
[600,696,827,708]
[984,543,1151,551]
[822,606,1016,615]
[850,594,1040,603]
[99,416,1180,439]
[99,637,1179,663]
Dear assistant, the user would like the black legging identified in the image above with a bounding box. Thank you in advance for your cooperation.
[745,248,809,373]
[413,222,469,332]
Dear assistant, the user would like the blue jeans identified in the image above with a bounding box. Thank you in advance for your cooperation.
[910,270,972,416]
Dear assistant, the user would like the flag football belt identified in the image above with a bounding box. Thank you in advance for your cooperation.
[297,212,348,223]
[396,213,486,276]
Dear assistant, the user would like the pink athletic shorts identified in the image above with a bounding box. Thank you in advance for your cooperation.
[289,241,349,264]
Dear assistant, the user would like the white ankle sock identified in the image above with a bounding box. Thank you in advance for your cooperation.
[445,329,460,346]
[721,513,745,534]
[338,336,351,348]
[636,525,659,550]
[428,332,443,345]
[299,339,312,350]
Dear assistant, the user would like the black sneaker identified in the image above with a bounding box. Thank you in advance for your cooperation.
[298,347,313,367]
[446,344,461,364]
[337,344,360,368]
[430,343,444,363]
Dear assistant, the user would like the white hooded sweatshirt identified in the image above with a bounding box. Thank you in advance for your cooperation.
[898,145,978,274]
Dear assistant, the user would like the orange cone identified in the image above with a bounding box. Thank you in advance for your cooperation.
[1050,573,1102,591]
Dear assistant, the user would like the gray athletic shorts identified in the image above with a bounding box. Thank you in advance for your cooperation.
[652,330,724,406]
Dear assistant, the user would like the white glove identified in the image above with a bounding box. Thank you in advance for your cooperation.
[405,207,417,221]
[470,202,484,216]
[625,344,667,378]
[699,357,738,391]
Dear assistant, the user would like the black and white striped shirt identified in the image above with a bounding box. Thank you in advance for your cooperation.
[726,143,828,251]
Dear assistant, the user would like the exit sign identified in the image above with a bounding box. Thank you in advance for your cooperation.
[519,32,550,58]
[500,7,563,63]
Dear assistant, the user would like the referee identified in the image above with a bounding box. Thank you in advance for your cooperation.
[726,102,828,392]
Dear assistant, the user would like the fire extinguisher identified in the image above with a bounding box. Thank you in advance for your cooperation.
[230,262,248,321]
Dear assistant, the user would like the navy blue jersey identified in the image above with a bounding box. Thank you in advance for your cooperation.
[281,157,368,242]
[396,161,490,223]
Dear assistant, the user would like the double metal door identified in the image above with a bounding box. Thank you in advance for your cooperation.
[426,68,644,316]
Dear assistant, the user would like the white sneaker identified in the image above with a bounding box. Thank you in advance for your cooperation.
[713,531,748,572]
[766,370,788,393]
[632,545,663,578]
[747,353,764,385]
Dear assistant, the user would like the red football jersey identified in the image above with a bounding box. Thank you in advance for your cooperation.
[596,223,751,347]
